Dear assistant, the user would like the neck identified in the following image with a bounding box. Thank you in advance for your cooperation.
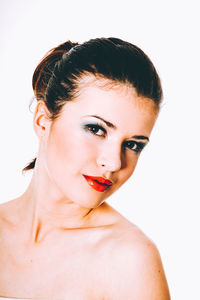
[20,169,98,244]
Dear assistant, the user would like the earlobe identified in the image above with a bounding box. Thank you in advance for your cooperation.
[33,101,51,140]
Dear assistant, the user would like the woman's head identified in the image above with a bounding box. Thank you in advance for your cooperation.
[24,37,162,171]
[32,82,158,208]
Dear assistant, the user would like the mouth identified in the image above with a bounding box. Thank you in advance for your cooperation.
[83,175,112,192]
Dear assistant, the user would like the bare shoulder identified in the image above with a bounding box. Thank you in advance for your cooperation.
[102,214,170,300]
[0,201,10,225]
[0,198,21,230]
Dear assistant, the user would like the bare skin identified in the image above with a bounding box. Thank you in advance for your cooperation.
[0,80,170,299]
[0,199,169,300]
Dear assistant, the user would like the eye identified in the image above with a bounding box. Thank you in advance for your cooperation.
[124,140,146,154]
[83,123,106,137]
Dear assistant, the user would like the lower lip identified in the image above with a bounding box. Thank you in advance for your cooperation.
[83,176,111,192]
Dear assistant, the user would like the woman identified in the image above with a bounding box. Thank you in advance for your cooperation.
[0,37,170,299]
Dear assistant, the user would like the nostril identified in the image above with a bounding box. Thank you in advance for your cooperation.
[97,145,122,172]
[98,158,121,172]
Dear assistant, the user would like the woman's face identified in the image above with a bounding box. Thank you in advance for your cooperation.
[39,81,158,208]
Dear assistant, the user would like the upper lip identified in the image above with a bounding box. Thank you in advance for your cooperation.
[84,175,113,186]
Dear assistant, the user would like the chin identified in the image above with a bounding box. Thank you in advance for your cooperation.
[80,193,107,209]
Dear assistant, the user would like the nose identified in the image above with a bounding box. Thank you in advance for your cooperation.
[97,142,122,173]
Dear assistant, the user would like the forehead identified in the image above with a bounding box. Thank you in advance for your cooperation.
[57,78,158,137]
[71,76,158,111]
[70,75,159,115]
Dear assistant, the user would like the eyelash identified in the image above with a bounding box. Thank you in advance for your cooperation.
[123,140,146,154]
[83,123,106,137]
[83,123,146,154]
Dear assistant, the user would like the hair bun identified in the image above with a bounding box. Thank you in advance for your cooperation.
[54,40,79,52]
[32,40,78,100]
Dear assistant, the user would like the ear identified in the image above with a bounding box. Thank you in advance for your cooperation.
[33,101,51,141]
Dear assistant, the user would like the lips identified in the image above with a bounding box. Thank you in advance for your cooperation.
[83,175,112,192]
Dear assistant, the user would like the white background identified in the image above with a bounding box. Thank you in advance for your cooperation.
[0,0,199,299]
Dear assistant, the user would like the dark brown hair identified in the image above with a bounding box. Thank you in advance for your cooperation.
[23,37,162,171]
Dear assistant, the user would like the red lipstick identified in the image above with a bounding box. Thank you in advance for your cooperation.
[83,175,112,192]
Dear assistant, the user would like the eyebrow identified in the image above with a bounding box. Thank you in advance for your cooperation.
[132,135,149,142]
[86,115,117,129]
[86,115,149,142]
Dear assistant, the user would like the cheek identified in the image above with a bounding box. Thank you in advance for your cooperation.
[45,126,99,175]
[44,127,77,181]
[126,158,138,179]
[47,132,71,165]
[118,153,139,186]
